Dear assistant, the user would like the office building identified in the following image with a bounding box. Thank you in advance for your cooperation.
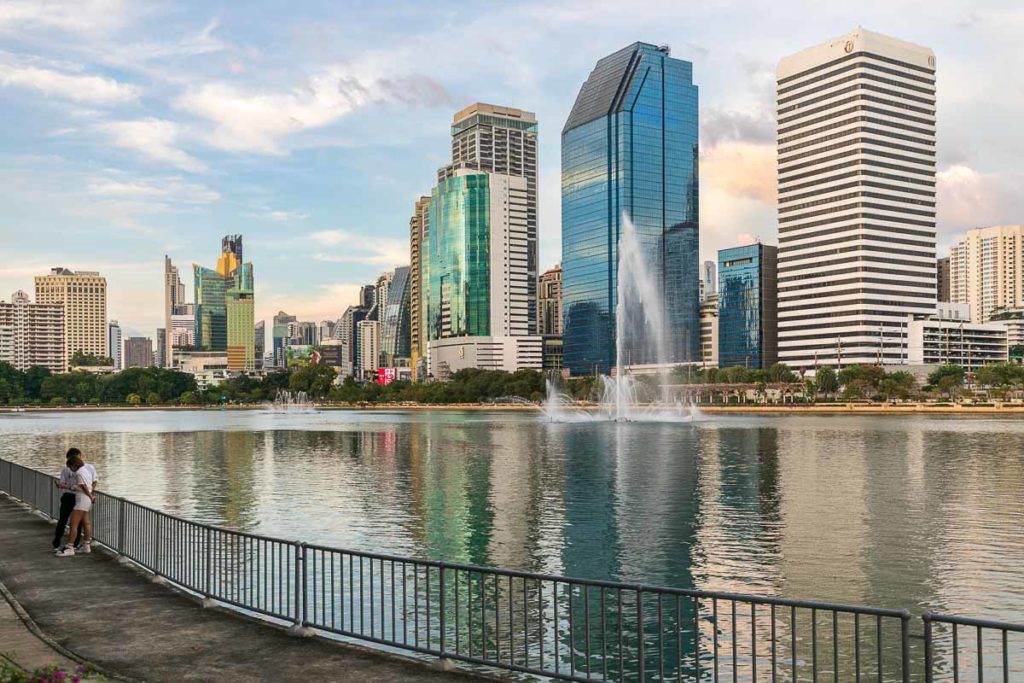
[776,28,937,368]
[700,293,719,368]
[171,305,195,349]
[194,236,255,372]
[318,320,335,345]
[718,243,778,369]
[701,261,717,301]
[562,42,700,375]
[990,308,1024,354]
[34,268,107,368]
[409,195,431,377]
[541,336,563,372]
[949,225,1024,323]
[272,311,297,368]
[254,320,265,368]
[381,266,411,367]
[163,256,189,368]
[0,291,64,373]
[156,328,167,368]
[538,264,562,336]
[108,320,122,370]
[936,256,950,303]
[357,319,380,377]
[428,336,542,379]
[337,304,370,378]
[906,304,1006,370]
[124,336,154,368]
[290,320,318,347]
[438,103,538,333]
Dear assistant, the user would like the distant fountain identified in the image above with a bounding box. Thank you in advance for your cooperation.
[544,214,700,424]
[270,389,315,413]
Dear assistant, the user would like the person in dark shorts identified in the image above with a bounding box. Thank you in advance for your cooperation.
[52,448,98,550]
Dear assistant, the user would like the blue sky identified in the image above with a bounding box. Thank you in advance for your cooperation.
[1,0,1022,338]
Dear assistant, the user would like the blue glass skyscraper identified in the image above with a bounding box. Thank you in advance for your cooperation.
[561,42,699,376]
[717,243,778,369]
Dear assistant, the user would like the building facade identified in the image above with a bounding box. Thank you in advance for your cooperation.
[699,293,719,368]
[34,268,107,368]
[776,28,937,369]
[163,256,189,368]
[408,195,431,378]
[906,304,1007,370]
[936,256,950,303]
[438,103,538,334]
[107,320,122,370]
[357,319,380,378]
[718,243,778,369]
[194,237,255,372]
[380,266,411,367]
[701,260,717,301]
[428,336,542,379]
[124,337,154,368]
[0,291,64,373]
[538,264,563,336]
[562,42,700,375]
[272,312,297,368]
[949,225,1024,323]
[254,320,265,369]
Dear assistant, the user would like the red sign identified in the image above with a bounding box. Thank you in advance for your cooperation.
[377,367,396,386]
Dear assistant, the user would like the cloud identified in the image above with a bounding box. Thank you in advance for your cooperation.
[248,208,309,222]
[0,60,139,104]
[701,141,776,204]
[99,118,206,172]
[0,0,127,34]
[256,282,363,325]
[937,164,1018,231]
[702,108,774,148]
[176,69,451,154]
[310,229,408,267]
[87,175,220,204]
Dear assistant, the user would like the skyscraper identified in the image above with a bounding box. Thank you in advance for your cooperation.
[108,320,122,370]
[194,236,255,372]
[717,243,778,369]
[254,320,265,369]
[380,266,411,367]
[776,28,936,368]
[701,261,717,300]
[34,268,107,368]
[561,42,700,375]
[438,103,538,332]
[949,225,1024,322]
[0,291,64,373]
[936,256,951,303]
[163,256,187,368]
[272,311,297,368]
[538,264,563,336]
[124,337,154,368]
[357,319,380,378]
[408,195,431,377]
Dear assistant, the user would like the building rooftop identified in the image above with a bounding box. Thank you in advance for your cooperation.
[778,26,935,79]
[451,102,536,125]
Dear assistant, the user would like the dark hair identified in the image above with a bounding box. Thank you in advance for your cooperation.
[66,448,82,460]
[67,455,84,470]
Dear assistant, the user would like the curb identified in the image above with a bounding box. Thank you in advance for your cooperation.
[0,577,141,682]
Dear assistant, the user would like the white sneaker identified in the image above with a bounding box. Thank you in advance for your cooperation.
[79,543,91,554]
[55,546,75,557]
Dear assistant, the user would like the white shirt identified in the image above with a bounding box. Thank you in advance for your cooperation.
[75,467,95,495]
[60,463,97,493]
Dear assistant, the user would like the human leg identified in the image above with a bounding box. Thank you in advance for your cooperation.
[53,493,75,548]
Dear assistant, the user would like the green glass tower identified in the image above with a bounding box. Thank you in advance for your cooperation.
[194,238,256,371]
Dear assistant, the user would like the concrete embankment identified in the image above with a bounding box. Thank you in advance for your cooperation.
[0,497,489,682]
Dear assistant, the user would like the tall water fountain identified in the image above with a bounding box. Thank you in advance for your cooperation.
[544,214,698,423]
[270,389,315,413]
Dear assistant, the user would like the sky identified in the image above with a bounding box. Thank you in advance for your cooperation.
[1,0,1022,338]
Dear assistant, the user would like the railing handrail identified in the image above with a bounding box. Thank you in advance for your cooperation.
[924,611,1024,633]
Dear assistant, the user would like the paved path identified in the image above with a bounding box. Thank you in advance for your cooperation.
[0,496,489,682]
[0,586,80,674]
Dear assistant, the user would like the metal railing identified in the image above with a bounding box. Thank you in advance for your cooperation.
[1,457,1021,682]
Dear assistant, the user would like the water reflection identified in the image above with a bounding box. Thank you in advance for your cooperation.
[1,411,1022,627]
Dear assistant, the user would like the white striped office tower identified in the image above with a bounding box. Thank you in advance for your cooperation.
[776,28,937,369]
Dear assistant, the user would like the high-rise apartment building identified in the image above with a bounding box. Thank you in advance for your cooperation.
[949,225,1024,323]
[108,320,122,370]
[562,42,700,375]
[408,195,431,376]
[163,256,188,368]
[776,28,937,368]
[426,171,531,341]
[0,291,64,373]
[254,320,265,369]
[272,311,297,368]
[538,264,563,336]
[357,319,380,378]
[936,256,951,303]
[699,293,718,367]
[171,304,195,350]
[194,236,255,372]
[438,103,538,333]
[701,261,717,301]
[718,244,778,369]
[380,266,411,367]
[124,336,154,368]
[34,268,107,368]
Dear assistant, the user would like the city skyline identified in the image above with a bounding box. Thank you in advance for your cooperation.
[1,2,1022,338]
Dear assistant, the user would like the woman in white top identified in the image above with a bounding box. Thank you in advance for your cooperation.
[56,455,95,556]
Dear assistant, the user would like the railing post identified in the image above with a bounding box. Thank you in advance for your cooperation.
[637,588,645,682]
[203,526,213,605]
[301,543,308,628]
[439,563,447,656]
[923,611,933,683]
[900,609,911,683]
[154,512,162,576]
[287,542,312,637]
[117,498,125,554]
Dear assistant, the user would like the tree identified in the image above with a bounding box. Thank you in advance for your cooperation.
[814,367,839,399]
[927,364,964,399]
[70,351,113,367]
[765,363,798,383]
[126,393,141,405]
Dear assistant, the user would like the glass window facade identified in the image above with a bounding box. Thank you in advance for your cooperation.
[426,174,491,340]
[561,43,699,375]
[717,244,778,369]
[381,265,411,365]
[194,265,227,351]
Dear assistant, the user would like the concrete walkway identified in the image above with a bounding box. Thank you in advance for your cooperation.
[0,586,80,675]
[0,496,490,682]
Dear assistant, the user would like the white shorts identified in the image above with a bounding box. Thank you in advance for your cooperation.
[74,493,93,512]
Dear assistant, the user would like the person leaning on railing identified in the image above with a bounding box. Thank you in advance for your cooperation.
[55,454,95,557]
[52,448,98,551]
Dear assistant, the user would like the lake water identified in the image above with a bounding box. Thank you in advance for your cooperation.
[1,409,1022,624]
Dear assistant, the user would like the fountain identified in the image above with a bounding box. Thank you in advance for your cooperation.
[544,214,700,423]
[270,389,315,413]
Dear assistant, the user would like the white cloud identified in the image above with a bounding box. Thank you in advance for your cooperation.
[0,0,127,34]
[87,175,220,204]
[248,208,309,223]
[99,118,206,172]
[310,229,408,267]
[0,61,139,104]
[256,282,363,326]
